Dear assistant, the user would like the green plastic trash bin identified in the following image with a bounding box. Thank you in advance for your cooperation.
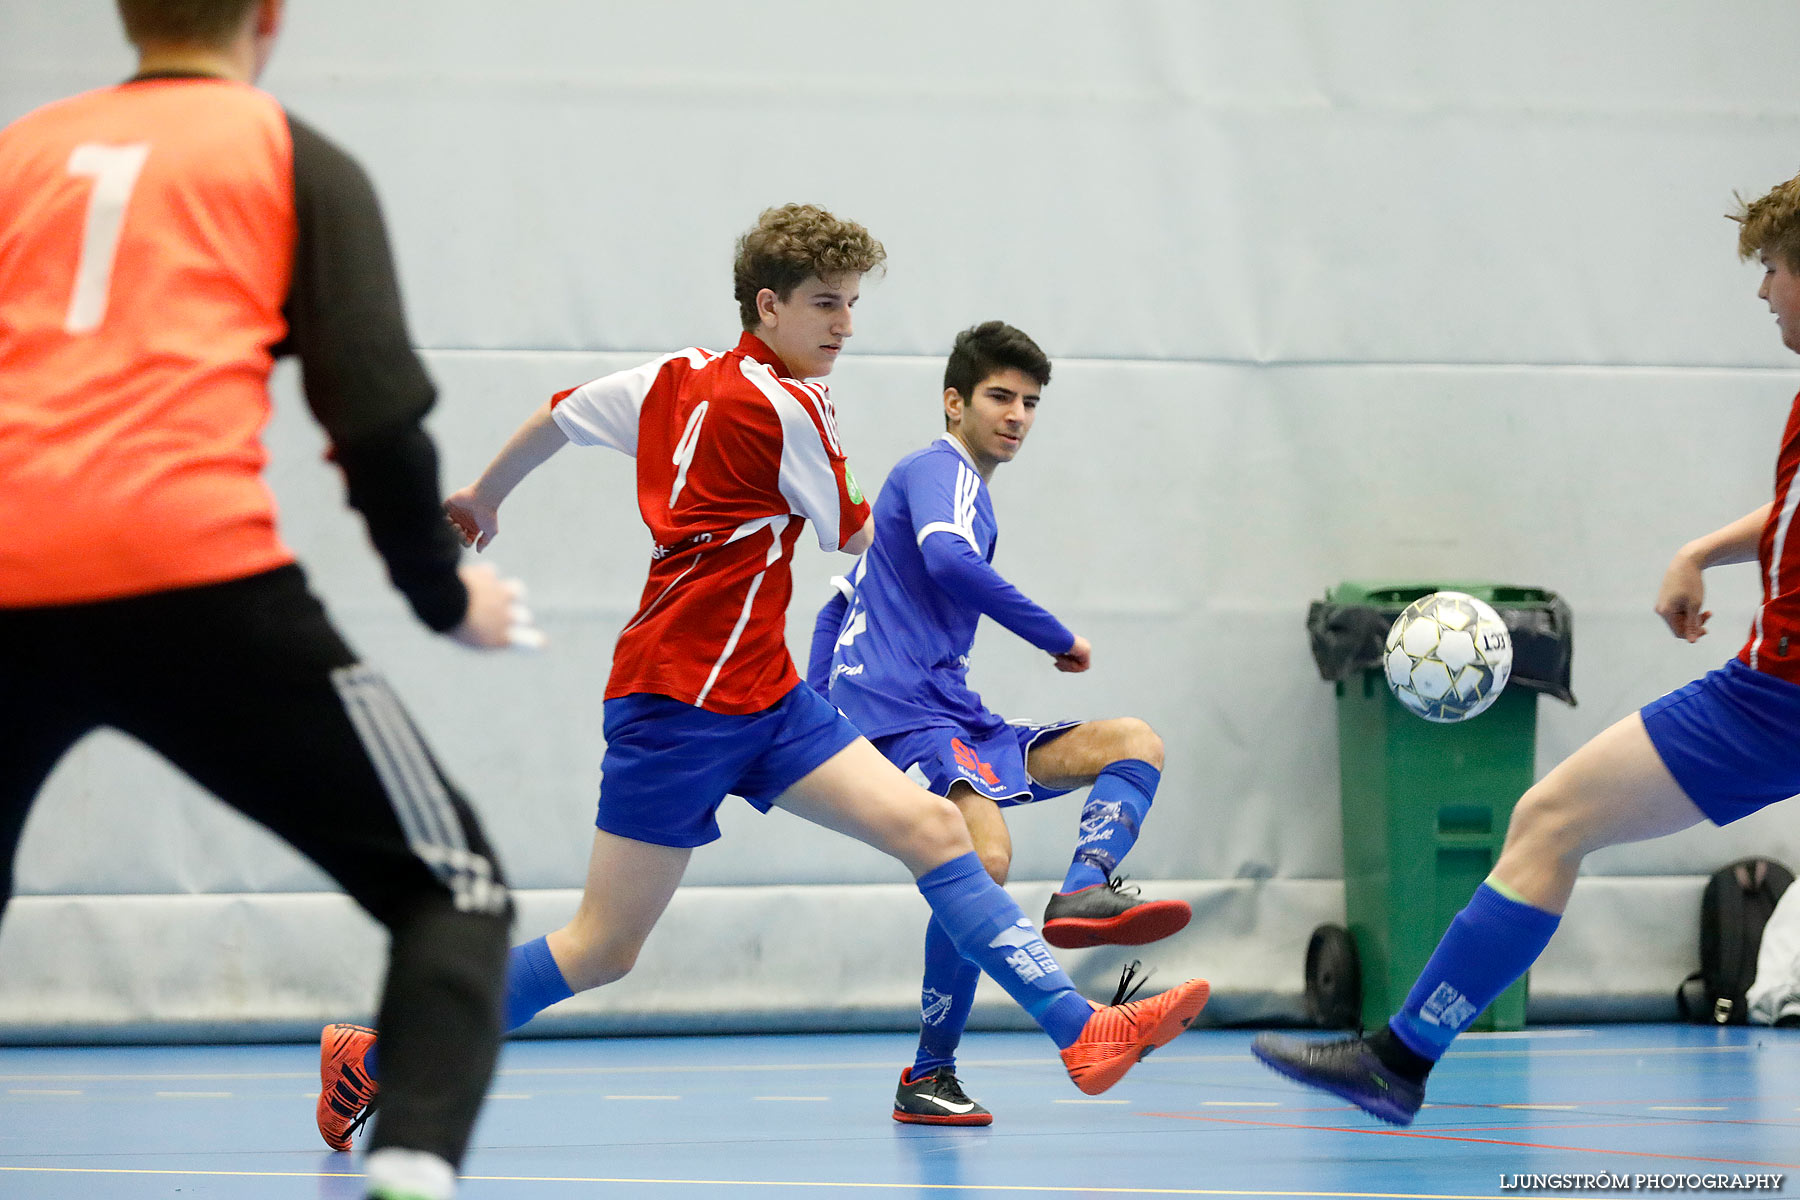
[1310,581,1575,1033]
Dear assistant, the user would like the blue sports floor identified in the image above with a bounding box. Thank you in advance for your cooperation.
[2,1025,1796,1198]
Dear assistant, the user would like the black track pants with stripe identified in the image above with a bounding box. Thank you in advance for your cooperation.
[0,563,510,1166]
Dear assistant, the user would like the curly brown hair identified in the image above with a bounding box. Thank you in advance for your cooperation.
[1732,172,1800,269]
[733,204,886,330]
[116,0,258,44]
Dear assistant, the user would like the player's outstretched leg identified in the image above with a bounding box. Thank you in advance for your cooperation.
[778,738,1209,1095]
[1253,713,1706,1125]
[1027,720,1192,949]
[912,853,1210,1096]
[1252,876,1558,1126]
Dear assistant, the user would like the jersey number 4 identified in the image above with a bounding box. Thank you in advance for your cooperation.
[669,401,709,508]
[63,142,151,334]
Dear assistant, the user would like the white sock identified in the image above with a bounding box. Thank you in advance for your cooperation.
[364,1147,456,1200]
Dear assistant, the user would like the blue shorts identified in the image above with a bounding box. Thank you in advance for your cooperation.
[595,685,861,848]
[870,718,1083,807]
[1641,657,1800,826]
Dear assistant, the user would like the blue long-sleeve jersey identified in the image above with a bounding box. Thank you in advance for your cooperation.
[807,435,1073,738]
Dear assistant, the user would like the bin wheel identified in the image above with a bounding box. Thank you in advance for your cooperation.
[1304,924,1361,1029]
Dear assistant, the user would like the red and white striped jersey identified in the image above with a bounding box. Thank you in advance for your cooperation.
[1741,390,1800,683]
[550,332,869,713]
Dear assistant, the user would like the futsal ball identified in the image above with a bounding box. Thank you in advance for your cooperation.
[1382,591,1513,723]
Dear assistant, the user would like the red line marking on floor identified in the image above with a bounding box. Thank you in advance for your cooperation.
[1445,1121,1717,1134]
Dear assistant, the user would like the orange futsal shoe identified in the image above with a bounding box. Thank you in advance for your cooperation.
[1060,971,1209,1096]
[316,1023,380,1151]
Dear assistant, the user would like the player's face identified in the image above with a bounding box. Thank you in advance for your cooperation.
[757,274,860,379]
[945,368,1041,470]
[1759,252,1800,355]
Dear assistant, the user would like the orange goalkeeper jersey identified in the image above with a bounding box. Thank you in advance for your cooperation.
[0,77,297,605]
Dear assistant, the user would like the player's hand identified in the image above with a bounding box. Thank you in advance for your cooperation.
[1054,635,1091,673]
[445,485,499,552]
[1654,550,1711,642]
[448,563,546,651]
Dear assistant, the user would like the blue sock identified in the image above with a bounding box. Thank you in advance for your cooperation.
[1061,759,1159,894]
[362,937,570,1081]
[913,916,980,1076]
[1389,881,1560,1061]
[916,852,1092,1049]
[504,935,574,1032]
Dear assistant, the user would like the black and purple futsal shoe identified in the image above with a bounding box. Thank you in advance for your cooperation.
[1249,1033,1425,1126]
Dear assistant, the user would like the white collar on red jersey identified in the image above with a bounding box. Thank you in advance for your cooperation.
[734,332,794,380]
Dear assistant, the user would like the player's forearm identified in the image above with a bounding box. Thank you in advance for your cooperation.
[470,401,569,507]
[336,423,468,631]
[1680,502,1773,569]
[991,596,1075,656]
[919,535,1073,655]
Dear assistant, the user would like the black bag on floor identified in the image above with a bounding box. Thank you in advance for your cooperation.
[1676,857,1795,1025]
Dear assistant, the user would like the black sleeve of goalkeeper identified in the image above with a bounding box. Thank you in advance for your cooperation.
[276,113,467,634]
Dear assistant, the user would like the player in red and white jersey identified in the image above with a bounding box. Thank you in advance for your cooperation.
[326,205,1211,1124]
[545,332,867,712]
[1255,169,1800,1127]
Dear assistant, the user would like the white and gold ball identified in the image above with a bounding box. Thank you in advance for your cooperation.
[1382,591,1513,723]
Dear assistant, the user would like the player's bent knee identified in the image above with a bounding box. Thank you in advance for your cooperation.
[1502,781,1585,865]
[1119,718,1164,770]
[909,794,975,867]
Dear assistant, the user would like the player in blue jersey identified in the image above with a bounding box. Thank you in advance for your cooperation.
[807,321,1193,1126]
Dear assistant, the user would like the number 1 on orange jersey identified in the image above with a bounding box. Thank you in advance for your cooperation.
[63,141,150,333]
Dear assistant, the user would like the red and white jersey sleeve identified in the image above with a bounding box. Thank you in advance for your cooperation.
[734,362,867,552]
[549,350,707,454]
[1741,391,1800,683]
